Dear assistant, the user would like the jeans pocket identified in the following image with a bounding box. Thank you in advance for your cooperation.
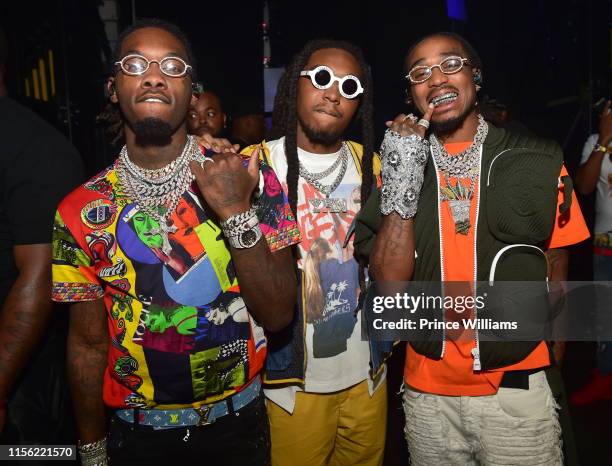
[495,372,553,419]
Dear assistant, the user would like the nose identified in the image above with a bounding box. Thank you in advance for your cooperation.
[142,61,167,89]
[323,81,341,103]
[428,65,448,87]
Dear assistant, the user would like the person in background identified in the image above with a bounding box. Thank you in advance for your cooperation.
[187,87,227,138]
[573,99,612,405]
[0,26,84,451]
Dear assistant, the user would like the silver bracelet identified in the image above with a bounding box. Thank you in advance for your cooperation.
[379,129,429,219]
[220,207,263,249]
[78,437,108,466]
[220,207,257,236]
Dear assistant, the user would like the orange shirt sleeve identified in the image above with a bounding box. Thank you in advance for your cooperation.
[546,165,590,249]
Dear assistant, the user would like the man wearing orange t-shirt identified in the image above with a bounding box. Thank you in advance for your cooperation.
[369,32,589,465]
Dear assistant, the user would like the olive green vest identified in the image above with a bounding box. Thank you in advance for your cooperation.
[355,123,565,369]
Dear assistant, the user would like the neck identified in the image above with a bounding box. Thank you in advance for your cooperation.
[296,123,342,154]
[435,111,479,144]
[124,126,188,169]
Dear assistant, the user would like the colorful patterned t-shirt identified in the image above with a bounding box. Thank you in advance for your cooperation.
[52,157,300,409]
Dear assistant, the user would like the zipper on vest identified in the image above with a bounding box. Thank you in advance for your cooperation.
[431,149,446,358]
[472,145,484,372]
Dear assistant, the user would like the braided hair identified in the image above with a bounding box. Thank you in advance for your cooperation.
[269,39,375,217]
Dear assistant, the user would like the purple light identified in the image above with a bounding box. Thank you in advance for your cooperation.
[447,0,467,21]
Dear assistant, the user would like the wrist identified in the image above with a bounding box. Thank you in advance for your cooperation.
[592,142,609,154]
[220,207,263,249]
[596,134,611,146]
[217,202,252,222]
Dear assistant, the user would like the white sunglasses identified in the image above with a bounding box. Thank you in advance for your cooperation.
[300,65,364,99]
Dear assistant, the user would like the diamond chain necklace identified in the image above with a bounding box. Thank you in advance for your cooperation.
[298,142,349,197]
[116,135,205,253]
[429,114,488,180]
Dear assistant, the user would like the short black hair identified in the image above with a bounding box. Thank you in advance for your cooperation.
[404,31,483,74]
[0,26,7,69]
[112,18,197,80]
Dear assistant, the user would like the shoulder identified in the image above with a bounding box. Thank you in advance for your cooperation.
[489,123,562,156]
[58,164,117,216]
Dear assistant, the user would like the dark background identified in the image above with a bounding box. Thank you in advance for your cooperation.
[1,0,611,464]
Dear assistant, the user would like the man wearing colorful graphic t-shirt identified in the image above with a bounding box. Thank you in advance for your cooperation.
[52,19,299,466]
[368,32,589,465]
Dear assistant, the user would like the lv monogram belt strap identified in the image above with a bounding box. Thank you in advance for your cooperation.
[115,375,261,429]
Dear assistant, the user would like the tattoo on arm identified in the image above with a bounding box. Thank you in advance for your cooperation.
[370,214,415,281]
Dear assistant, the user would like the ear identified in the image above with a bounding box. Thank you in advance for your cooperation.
[222,113,227,128]
[107,77,118,103]
[190,93,198,107]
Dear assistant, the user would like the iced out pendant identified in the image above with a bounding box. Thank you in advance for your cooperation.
[309,197,347,213]
[448,199,471,235]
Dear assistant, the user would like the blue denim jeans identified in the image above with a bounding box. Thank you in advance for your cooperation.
[594,254,612,374]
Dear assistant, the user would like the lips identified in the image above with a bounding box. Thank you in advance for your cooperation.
[314,106,342,118]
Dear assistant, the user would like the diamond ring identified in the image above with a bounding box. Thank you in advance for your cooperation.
[417,119,430,129]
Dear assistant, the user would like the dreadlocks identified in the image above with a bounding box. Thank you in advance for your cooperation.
[270,39,375,217]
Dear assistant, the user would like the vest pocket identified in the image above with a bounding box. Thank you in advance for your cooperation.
[486,148,560,244]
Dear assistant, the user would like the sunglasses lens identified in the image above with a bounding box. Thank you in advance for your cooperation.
[341,78,359,97]
[161,58,188,77]
[122,56,148,74]
[313,68,332,87]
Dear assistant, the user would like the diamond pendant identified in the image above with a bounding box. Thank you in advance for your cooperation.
[151,221,178,255]
[448,199,471,235]
[309,197,347,213]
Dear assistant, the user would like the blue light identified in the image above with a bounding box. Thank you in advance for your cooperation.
[447,0,467,21]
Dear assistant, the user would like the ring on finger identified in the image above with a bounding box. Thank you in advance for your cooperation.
[200,157,215,168]
[417,119,430,129]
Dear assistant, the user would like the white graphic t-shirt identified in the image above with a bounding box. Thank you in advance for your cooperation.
[580,134,612,234]
[263,137,380,413]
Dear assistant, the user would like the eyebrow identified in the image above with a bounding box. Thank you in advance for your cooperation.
[409,51,465,69]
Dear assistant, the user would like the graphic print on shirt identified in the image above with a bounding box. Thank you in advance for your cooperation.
[52,161,300,408]
[115,192,250,399]
[298,182,361,358]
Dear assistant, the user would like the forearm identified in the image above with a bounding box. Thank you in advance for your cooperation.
[67,301,108,443]
[370,213,415,281]
[230,244,296,332]
[0,275,53,399]
[575,151,604,194]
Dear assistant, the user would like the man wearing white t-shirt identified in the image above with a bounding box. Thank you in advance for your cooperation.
[242,39,386,466]
[574,100,612,404]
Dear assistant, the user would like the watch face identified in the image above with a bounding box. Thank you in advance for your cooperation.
[240,229,258,247]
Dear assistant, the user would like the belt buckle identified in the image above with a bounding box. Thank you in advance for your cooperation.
[194,404,213,426]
